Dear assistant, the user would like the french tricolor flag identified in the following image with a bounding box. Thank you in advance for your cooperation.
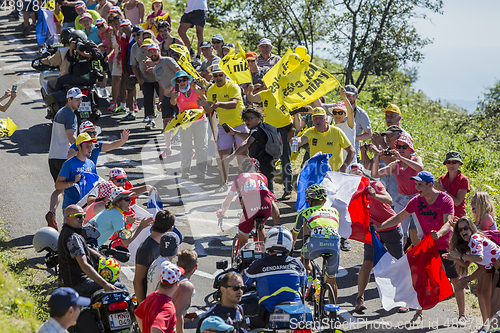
[371,228,454,310]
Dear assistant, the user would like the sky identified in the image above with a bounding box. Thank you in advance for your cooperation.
[410,0,500,111]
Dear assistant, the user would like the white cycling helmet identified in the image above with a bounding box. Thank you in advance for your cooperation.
[33,227,59,253]
[265,226,293,254]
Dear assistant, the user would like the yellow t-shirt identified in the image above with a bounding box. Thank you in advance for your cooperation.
[303,125,351,171]
[207,81,245,128]
[258,90,292,129]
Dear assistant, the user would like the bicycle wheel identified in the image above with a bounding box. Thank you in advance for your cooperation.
[231,234,239,265]
[319,283,337,325]
[311,261,322,319]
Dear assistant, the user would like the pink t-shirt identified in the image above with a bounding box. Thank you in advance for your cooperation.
[467,233,500,269]
[368,181,397,231]
[405,192,454,250]
[177,88,206,120]
[438,171,470,218]
[394,155,419,195]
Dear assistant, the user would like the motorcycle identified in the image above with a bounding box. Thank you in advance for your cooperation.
[213,242,315,333]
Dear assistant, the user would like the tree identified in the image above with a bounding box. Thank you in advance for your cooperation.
[327,0,443,91]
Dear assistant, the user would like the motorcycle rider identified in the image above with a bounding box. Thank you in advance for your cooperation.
[54,30,104,92]
[243,226,306,328]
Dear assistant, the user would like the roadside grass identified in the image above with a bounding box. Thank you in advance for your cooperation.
[0,222,57,332]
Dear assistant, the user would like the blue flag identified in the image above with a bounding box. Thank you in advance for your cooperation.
[296,153,332,212]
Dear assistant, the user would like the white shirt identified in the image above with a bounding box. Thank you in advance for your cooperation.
[146,256,171,296]
[335,120,356,165]
[185,0,207,13]
[37,317,68,333]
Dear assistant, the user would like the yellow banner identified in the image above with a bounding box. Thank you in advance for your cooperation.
[262,48,340,112]
[169,44,201,79]
[163,109,205,135]
[220,42,252,84]
[0,117,18,137]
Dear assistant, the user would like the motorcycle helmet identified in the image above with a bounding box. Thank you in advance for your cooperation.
[305,184,327,201]
[69,29,88,43]
[241,157,260,173]
[33,227,59,253]
[60,27,75,45]
[98,257,120,282]
[265,226,293,254]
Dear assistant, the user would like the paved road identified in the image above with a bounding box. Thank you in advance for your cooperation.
[0,11,481,333]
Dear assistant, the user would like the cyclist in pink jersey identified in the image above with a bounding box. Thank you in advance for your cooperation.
[170,70,209,179]
[371,135,423,245]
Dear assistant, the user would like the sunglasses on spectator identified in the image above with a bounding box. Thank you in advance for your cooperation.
[176,78,188,83]
[396,145,409,150]
[132,33,142,37]
[115,178,128,183]
[212,40,222,44]
[445,160,459,165]
[247,59,256,63]
[121,197,131,202]
[68,213,86,219]
[212,73,224,78]
[244,116,258,121]
[97,25,104,29]
[457,226,470,233]
[224,285,245,291]
[331,110,345,115]
[86,131,97,136]
[143,34,152,39]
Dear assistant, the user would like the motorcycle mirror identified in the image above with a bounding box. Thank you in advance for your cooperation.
[118,228,132,240]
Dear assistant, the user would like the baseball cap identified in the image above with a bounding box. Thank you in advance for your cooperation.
[222,42,234,50]
[410,171,434,184]
[160,232,180,257]
[76,132,97,146]
[443,151,463,165]
[79,120,101,136]
[132,25,144,34]
[141,38,155,48]
[381,125,403,136]
[200,316,234,333]
[95,18,105,27]
[329,101,347,112]
[147,43,159,51]
[259,38,272,46]
[66,87,85,99]
[208,64,224,74]
[97,181,116,199]
[382,104,401,114]
[246,52,258,60]
[152,0,162,3]
[348,163,363,173]
[311,107,326,117]
[48,287,90,312]
[345,85,358,95]
[79,12,93,23]
[109,187,135,203]
[211,34,224,42]
[75,1,85,9]
[120,19,132,27]
[160,262,184,285]
[108,6,120,12]
[200,41,212,48]
[109,167,127,180]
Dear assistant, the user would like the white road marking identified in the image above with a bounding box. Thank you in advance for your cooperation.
[121,266,135,281]
[5,35,35,56]
[22,88,43,102]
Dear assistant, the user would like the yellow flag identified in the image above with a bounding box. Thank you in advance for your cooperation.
[0,117,18,137]
[140,22,149,30]
[220,42,252,84]
[263,48,340,112]
[169,44,201,79]
[147,12,170,37]
[163,109,205,135]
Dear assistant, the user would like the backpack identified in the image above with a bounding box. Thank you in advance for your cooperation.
[259,122,283,160]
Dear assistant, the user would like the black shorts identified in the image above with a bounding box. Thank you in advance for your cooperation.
[126,76,137,90]
[161,95,179,119]
[438,250,458,279]
[22,0,40,12]
[180,10,207,28]
[49,158,66,182]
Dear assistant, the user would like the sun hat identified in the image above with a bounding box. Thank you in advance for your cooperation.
[443,151,463,165]
[394,135,414,154]
[170,70,193,86]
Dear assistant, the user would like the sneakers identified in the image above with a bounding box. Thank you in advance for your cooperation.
[113,105,127,114]
[340,238,351,251]
[410,313,423,325]
[143,116,151,123]
[281,190,292,200]
[159,148,172,160]
[45,211,58,231]
[108,102,117,112]
[153,108,159,118]
[355,296,367,312]
[215,183,228,193]
[457,315,467,327]
[133,102,139,112]
[398,307,410,313]
[145,119,156,130]
[121,113,136,121]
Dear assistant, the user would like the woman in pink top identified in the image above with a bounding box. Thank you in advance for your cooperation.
[146,0,170,42]
[170,70,208,179]
[84,181,117,225]
[445,216,500,323]
[472,191,497,231]
[371,135,423,244]
[124,0,144,26]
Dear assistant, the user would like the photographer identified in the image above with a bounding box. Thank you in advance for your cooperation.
[55,30,104,92]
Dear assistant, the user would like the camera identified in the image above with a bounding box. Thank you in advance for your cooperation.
[383,148,393,156]
[216,259,228,270]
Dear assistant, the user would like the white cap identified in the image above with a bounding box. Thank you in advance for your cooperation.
[66,87,85,99]
[259,38,272,46]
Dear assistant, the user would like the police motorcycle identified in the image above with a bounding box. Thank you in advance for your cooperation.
[33,225,139,333]
[212,227,316,333]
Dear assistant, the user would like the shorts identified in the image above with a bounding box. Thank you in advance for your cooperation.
[22,0,39,13]
[180,9,207,28]
[438,250,458,279]
[301,237,340,278]
[48,158,65,182]
[161,95,179,119]
[238,195,272,235]
[111,59,122,77]
[364,225,404,261]
[126,76,137,90]
[216,123,248,151]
